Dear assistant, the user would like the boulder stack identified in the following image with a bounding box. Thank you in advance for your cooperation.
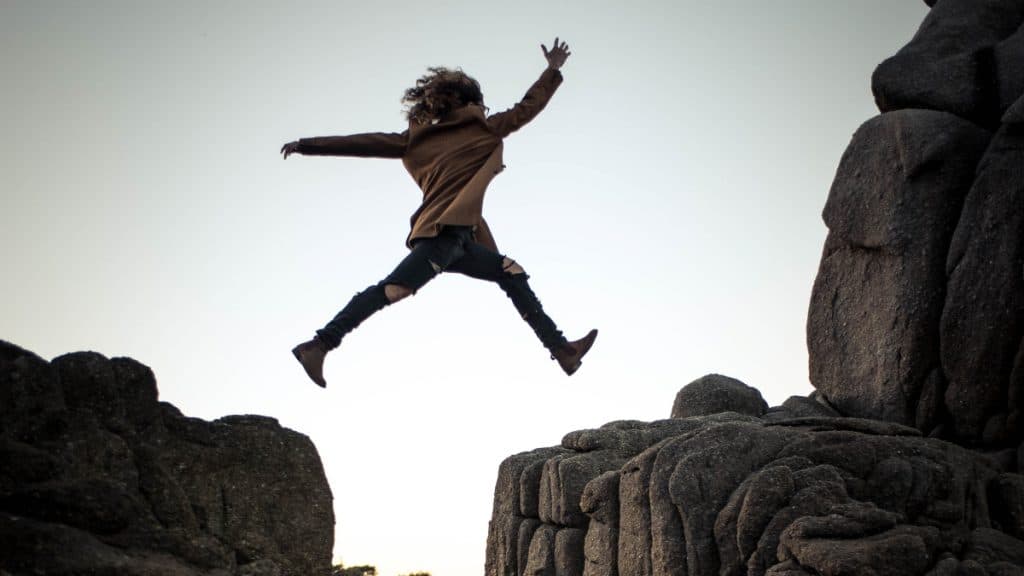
[486,1,1024,574]
[486,378,1024,576]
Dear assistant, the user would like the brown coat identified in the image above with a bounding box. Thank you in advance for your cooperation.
[296,68,564,252]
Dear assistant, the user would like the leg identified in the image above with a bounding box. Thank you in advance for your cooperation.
[449,241,598,374]
[384,284,414,303]
[496,258,570,353]
[448,243,568,353]
[295,229,470,387]
[294,272,399,387]
[315,230,466,349]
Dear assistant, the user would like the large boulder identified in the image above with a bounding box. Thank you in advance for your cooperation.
[807,109,990,430]
[0,340,334,576]
[670,374,768,419]
[872,0,1024,125]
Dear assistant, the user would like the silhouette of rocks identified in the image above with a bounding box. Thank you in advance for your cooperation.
[487,4,1024,574]
[0,340,333,576]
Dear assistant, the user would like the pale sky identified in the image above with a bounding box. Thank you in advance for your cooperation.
[1,1,928,575]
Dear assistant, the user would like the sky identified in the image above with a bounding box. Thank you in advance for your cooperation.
[1,1,929,575]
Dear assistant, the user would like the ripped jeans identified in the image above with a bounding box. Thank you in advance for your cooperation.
[316,226,567,352]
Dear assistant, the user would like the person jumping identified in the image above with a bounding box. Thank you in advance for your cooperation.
[281,37,597,387]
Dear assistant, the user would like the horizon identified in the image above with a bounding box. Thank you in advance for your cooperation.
[1,1,929,574]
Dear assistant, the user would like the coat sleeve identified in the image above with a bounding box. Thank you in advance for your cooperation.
[296,130,408,158]
[486,68,563,138]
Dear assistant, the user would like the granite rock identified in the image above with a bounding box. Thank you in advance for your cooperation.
[0,340,334,576]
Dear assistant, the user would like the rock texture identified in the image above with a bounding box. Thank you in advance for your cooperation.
[486,379,1024,576]
[0,340,334,576]
[808,0,1024,448]
[487,3,1024,575]
[670,374,768,420]
[807,109,990,430]
[872,0,1024,126]
[941,112,1024,445]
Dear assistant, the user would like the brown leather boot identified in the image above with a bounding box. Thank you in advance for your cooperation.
[552,329,598,376]
[292,338,328,388]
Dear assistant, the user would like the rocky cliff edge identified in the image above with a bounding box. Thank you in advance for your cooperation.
[0,340,334,576]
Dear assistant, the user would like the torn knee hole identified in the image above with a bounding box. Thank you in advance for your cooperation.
[384,284,413,303]
[502,257,526,275]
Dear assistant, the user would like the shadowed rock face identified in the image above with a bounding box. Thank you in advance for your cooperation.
[941,116,1024,444]
[810,1,1024,448]
[0,340,334,576]
[487,3,1024,574]
[872,0,1024,126]
[807,109,991,430]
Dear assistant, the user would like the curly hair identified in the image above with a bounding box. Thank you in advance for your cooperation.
[402,67,486,125]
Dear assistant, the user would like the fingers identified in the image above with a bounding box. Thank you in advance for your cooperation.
[547,37,569,55]
[543,38,571,67]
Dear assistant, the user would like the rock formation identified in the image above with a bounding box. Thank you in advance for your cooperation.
[811,0,1024,446]
[0,340,334,576]
[486,1,1024,574]
[486,380,1024,576]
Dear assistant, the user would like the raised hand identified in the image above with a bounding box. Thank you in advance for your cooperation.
[542,37,571,70]
[281,141,300,159]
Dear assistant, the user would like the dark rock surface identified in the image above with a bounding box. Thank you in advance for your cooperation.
[941,105,1024,444]
[671,374,768,419]
[872,0,1024,126]
[0,340,334,576]
[810,3,1024,448]
[487,4,1024,575]
[807,109,990,430]
[485,393,1024,576]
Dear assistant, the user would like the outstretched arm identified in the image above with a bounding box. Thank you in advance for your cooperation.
[487,37,572,138]
[281,131,408,159]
